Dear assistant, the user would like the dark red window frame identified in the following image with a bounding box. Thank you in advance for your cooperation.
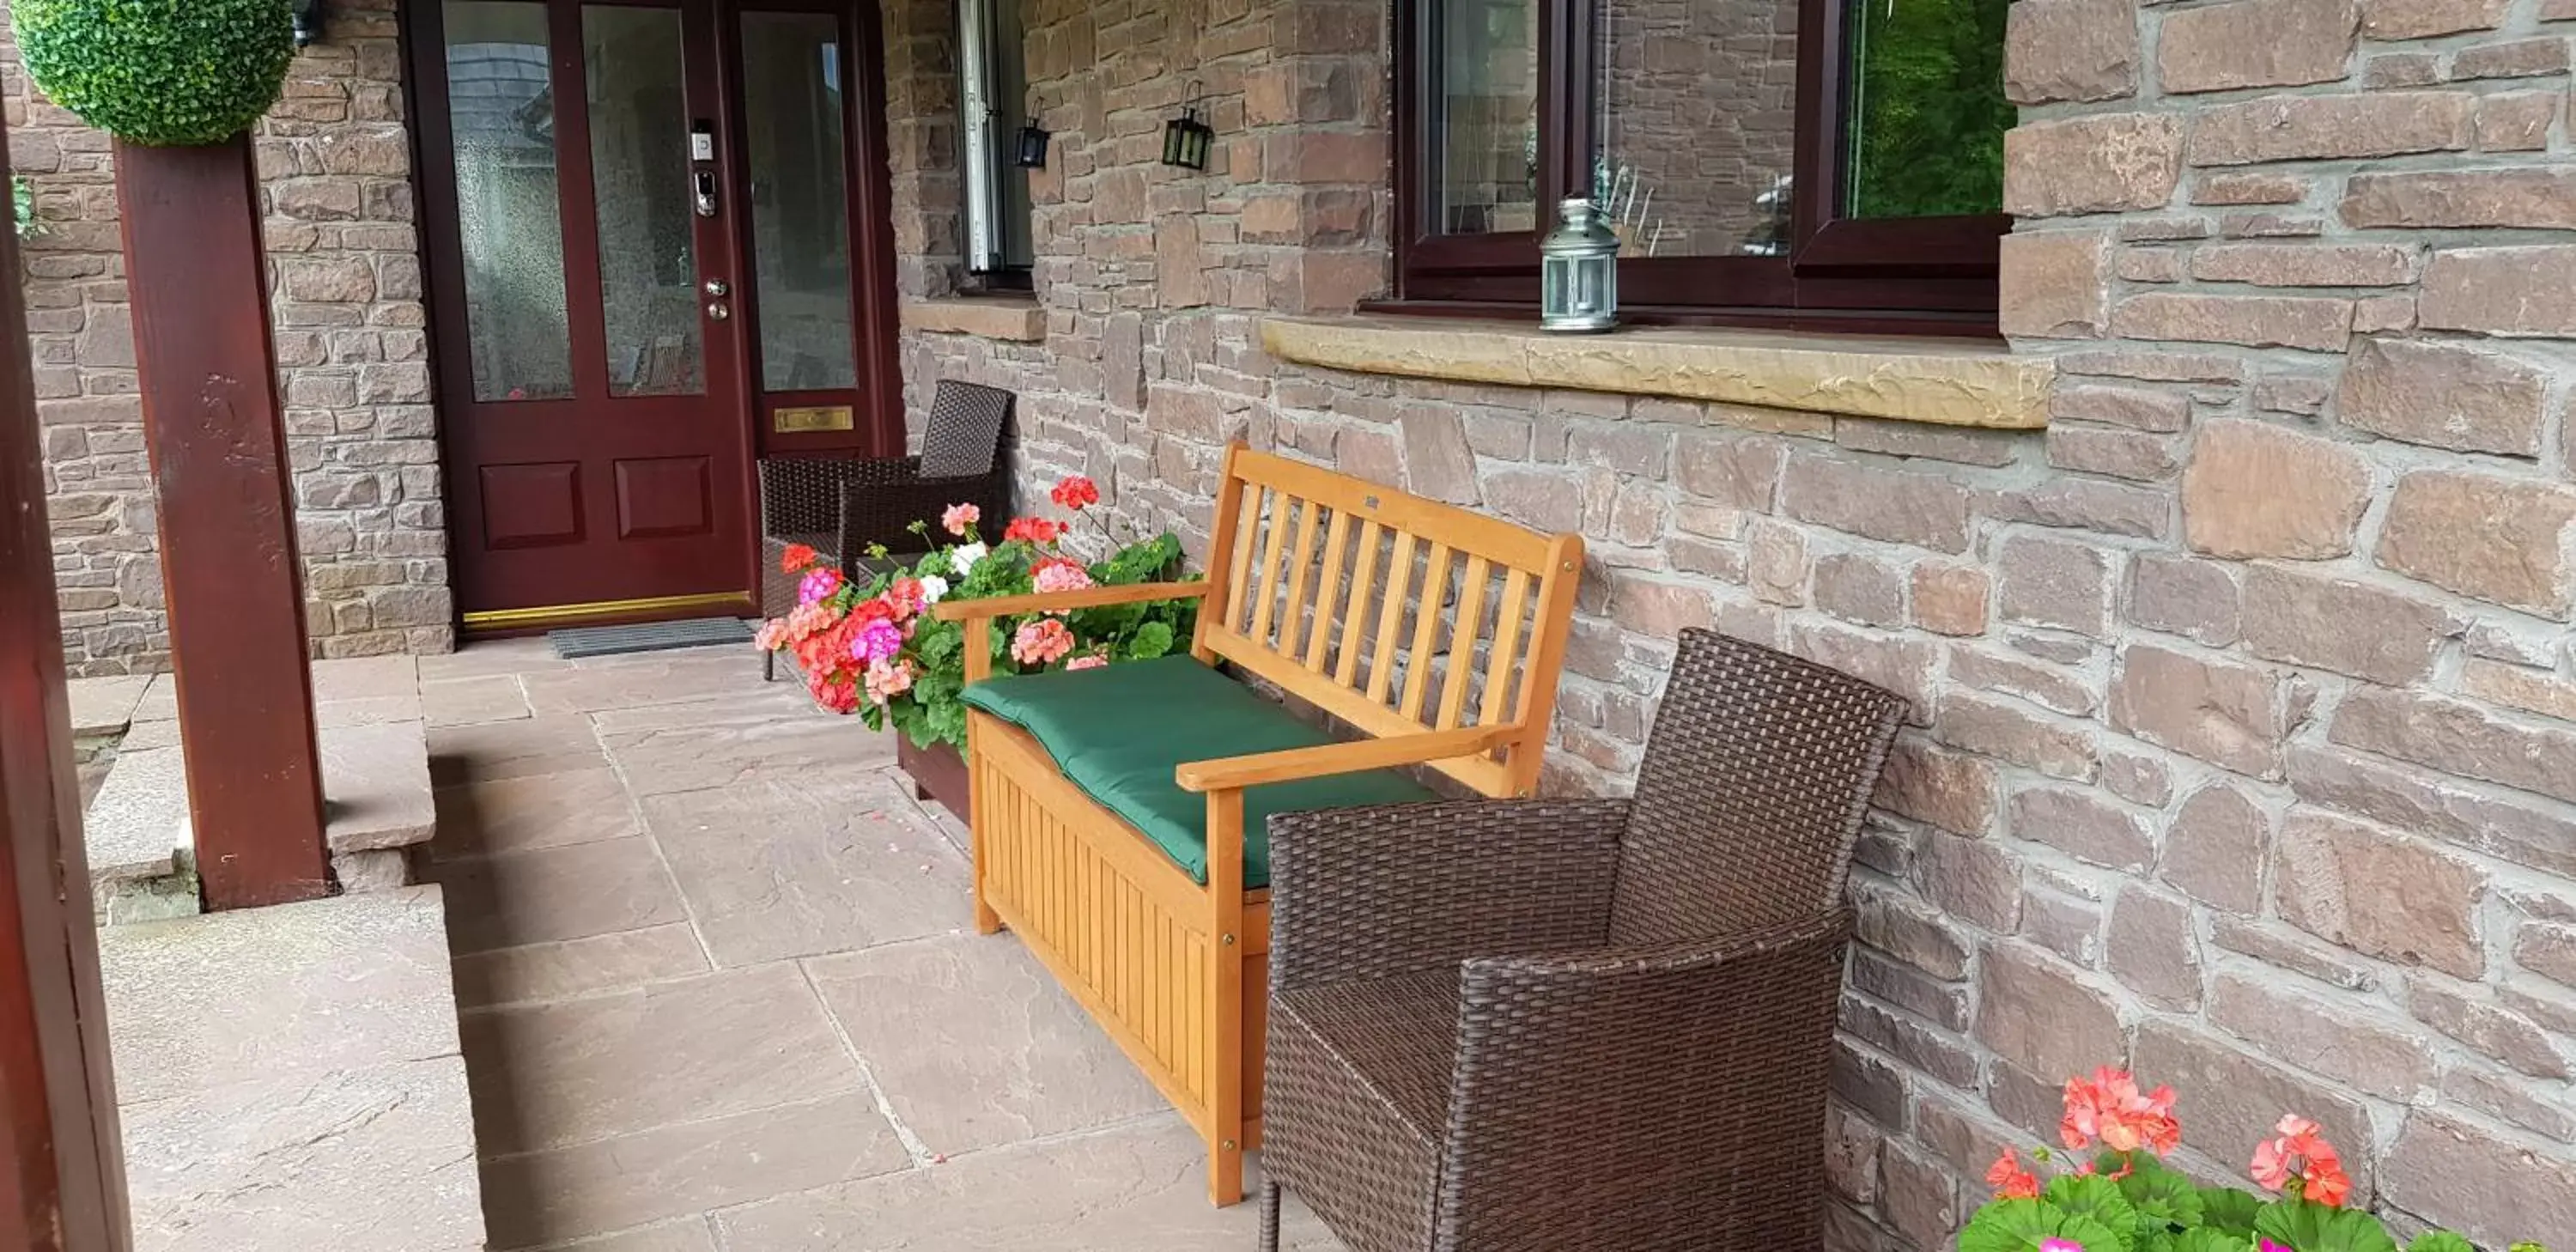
[1387,0,2008,336]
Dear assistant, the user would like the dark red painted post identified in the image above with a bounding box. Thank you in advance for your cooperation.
[115,135,332,910]
[0,116,134,1250]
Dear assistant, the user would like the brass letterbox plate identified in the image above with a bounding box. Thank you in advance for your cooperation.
[774,404,854,434]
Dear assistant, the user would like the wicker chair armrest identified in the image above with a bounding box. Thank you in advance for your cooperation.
[1433,909,1855,1246]
[1267,799,1629,993]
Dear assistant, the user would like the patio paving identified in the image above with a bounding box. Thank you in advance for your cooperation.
[417,638,1345,1251]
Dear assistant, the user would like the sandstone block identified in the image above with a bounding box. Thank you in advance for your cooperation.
[2208,972,2438,1101]
[2133,1021,2375,1184]
[2044,427,2179,482]
[2289,742,2576,878]
[1855,885,1973,981]
[1937,691,2099,781]
[2275,807,2488,978]
[2006,0,2142,102]
[2186,92,2475,165]
[2181,420,2372,560]
[1779,457,1972,554]
[2011,785,2154,872]
[2331,686,2576,807]
[2360,0,2509,36]
[2382,1112,2576,1246]
[2375,470,2576,617]
[1912,563,1992,636]
[2453,35,2570,78]
[2127,553,2241,645]
[1875,740,2000,838]
[2162,784,2271,915]
[1923,832,2025,931]
[2187,242,2413,287]
[1996,535,2112,637]
[2108,642,2289,778]
[1814,552,1905,629]
[1975,945,2128,1079]
[1396,406,1478,504]
[2050,384,2189,432]
[2110,292,2351,351]
[2336,337,2546,456]
[1672,433,1786,511]
[2462,659,2576,724]
[2405,975,2570,1079]
[2421,246,2576,336]
[2002,114,2184,216]
[2240,565,2453,685]
[2159,0,2358,94]
[2344,168,2576,233]
[2107,887,2203,1010]
[2474,91,2560,152]
[2000,230,2113,339]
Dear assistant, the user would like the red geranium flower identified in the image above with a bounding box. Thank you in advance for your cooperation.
[780,542,819,573]
[2061,1067,2179,1157]
[1050,474,1099,511]
[1985,1149,2042,1201]
[2252,1115,2351,1207]
[1004,516,1064,544]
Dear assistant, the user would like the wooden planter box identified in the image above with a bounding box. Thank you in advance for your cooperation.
[896,734,970,823]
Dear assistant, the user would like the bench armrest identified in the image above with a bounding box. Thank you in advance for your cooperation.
[933,580,1211,623]
[1267,798,1630,993]
[1174,725,1516,793]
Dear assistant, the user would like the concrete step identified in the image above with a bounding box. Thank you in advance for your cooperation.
[100,885,486,1252]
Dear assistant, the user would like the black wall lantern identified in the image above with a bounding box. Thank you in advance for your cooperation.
[1014,122,1050,170]
[291,0,328,46]
[1160,82,1212,172]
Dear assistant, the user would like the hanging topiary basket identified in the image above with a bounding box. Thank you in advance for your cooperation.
[12,0,296,147]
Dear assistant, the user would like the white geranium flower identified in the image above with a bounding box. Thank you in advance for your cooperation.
[917,574,950,605]
[949,543,988,579]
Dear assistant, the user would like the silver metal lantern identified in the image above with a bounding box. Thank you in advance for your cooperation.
[1540,198,1618,333]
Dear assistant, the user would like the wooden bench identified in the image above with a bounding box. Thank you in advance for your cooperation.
[938,443,1585,1206]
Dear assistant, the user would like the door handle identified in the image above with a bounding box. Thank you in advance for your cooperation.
[703,278,730,297]
[694,170,719,217]
[707,302,731,321]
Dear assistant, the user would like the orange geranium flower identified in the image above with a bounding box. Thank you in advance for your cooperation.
[2061,1067,2180,1157]
[1050,474,1100,510]
[1985,1149,2042,1200]
[1004,516,1064,544]
[2252,1115,2351,1207]
[780,542,819,573]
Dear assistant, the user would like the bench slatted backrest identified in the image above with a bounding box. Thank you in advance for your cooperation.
[1192,445,1584,799]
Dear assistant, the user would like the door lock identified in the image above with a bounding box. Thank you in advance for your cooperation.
[706,302,732,321]
[693,169,719,217]
[703,278,731,297]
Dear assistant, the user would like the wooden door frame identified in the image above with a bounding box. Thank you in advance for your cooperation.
[401,0,904,632]
[0,112,131,1252]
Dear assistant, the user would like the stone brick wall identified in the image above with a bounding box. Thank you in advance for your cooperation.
[9,0,448,675]
[888,0,2576,1242]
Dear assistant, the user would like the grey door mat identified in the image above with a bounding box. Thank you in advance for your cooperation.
[550,617,755,659]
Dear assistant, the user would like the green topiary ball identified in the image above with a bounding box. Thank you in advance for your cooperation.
[13,0,296,147]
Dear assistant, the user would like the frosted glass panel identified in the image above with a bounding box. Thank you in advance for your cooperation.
[445,0,574,402]
[585,5,702,396]
[740,11,857,392]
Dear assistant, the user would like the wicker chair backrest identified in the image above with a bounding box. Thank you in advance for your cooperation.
[918,380,1012,479]
[1608,629,1906,945]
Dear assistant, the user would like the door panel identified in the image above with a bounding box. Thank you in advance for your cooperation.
[416,0,899,628]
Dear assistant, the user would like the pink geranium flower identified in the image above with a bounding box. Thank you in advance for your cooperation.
[2039,1241,2085,1252]
[1066,651,1109,671]
[2062,1067,2179,1157]
[1011,617,1075,666]
[942,502,981,537]
[851,617,906,666]
[864,658,916,705]
[2252,1115,2351,1207]
[1033,557,1094,594]
[798,567,843,606]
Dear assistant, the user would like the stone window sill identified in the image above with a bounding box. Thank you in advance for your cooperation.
[900,295,1044,343]
[1260,316,2050,429]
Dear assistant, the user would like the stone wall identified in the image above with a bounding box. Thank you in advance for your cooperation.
[9,0,449,675]
[888,0,2576,1242]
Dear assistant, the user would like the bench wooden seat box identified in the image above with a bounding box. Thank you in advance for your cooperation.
[939,444,1584,1206]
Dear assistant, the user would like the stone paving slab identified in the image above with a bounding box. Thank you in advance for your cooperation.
[712,1115,1345,1251]
[641,775,972,966]
[425,674,533,726]
[429,714,611,786]
[131,672,178,722]
[595,694,889,798]
[66,673,150,737]
[805,933,1169,1157]
[100,885,463,1104]
[313,655,426,728]
[433,767,640,860]
[450,925,711,1011]
[458,962,865,1155]
[522,649,770,715]
[121,1058,483,1252]
[426,836,690,954]
[82,745,186,886]
[323,718,437,853]
[477,1089,908,1248]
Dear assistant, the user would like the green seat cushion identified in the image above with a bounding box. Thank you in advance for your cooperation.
[960,655,1436,888]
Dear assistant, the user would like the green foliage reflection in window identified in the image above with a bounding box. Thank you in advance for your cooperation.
[1845,0,2011,219]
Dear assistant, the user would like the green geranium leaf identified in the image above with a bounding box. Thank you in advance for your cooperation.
[1960,1200,2065,1252]
[2256,1200,2397,1252]
[2197,1189,2263,1237]
[2114,1161,2205,1231]
[2045,1174,2141,1246]
[2172,1231,2254,1252]
[1129,620,1176,660]
[2408,1236,2476,1252]
[15,0,295,146]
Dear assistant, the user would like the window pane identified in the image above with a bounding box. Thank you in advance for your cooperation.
[961,0,1035,272]
[585,5,702,397]
[740,11,857,392]
[1593,0,1799,258]
[1434,0,1540,234]
[444,0,573,402]
[1844,0,2010,218]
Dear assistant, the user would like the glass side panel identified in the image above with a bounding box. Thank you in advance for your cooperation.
[584,5,702,396]
[1433,0,1540,235]
[1844,0,2011,218]
[444,0,574,403]
[1593,0,1799,257]
[740,10,857,392]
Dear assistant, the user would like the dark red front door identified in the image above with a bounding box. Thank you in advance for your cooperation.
[414,0,901,631]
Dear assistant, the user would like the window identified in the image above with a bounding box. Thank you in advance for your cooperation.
[1395,0,2010,331]
[958,0,1035,285]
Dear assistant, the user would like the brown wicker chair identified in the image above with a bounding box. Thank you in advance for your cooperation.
[759,380,1013,679]
[1255,628,1906,1252]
